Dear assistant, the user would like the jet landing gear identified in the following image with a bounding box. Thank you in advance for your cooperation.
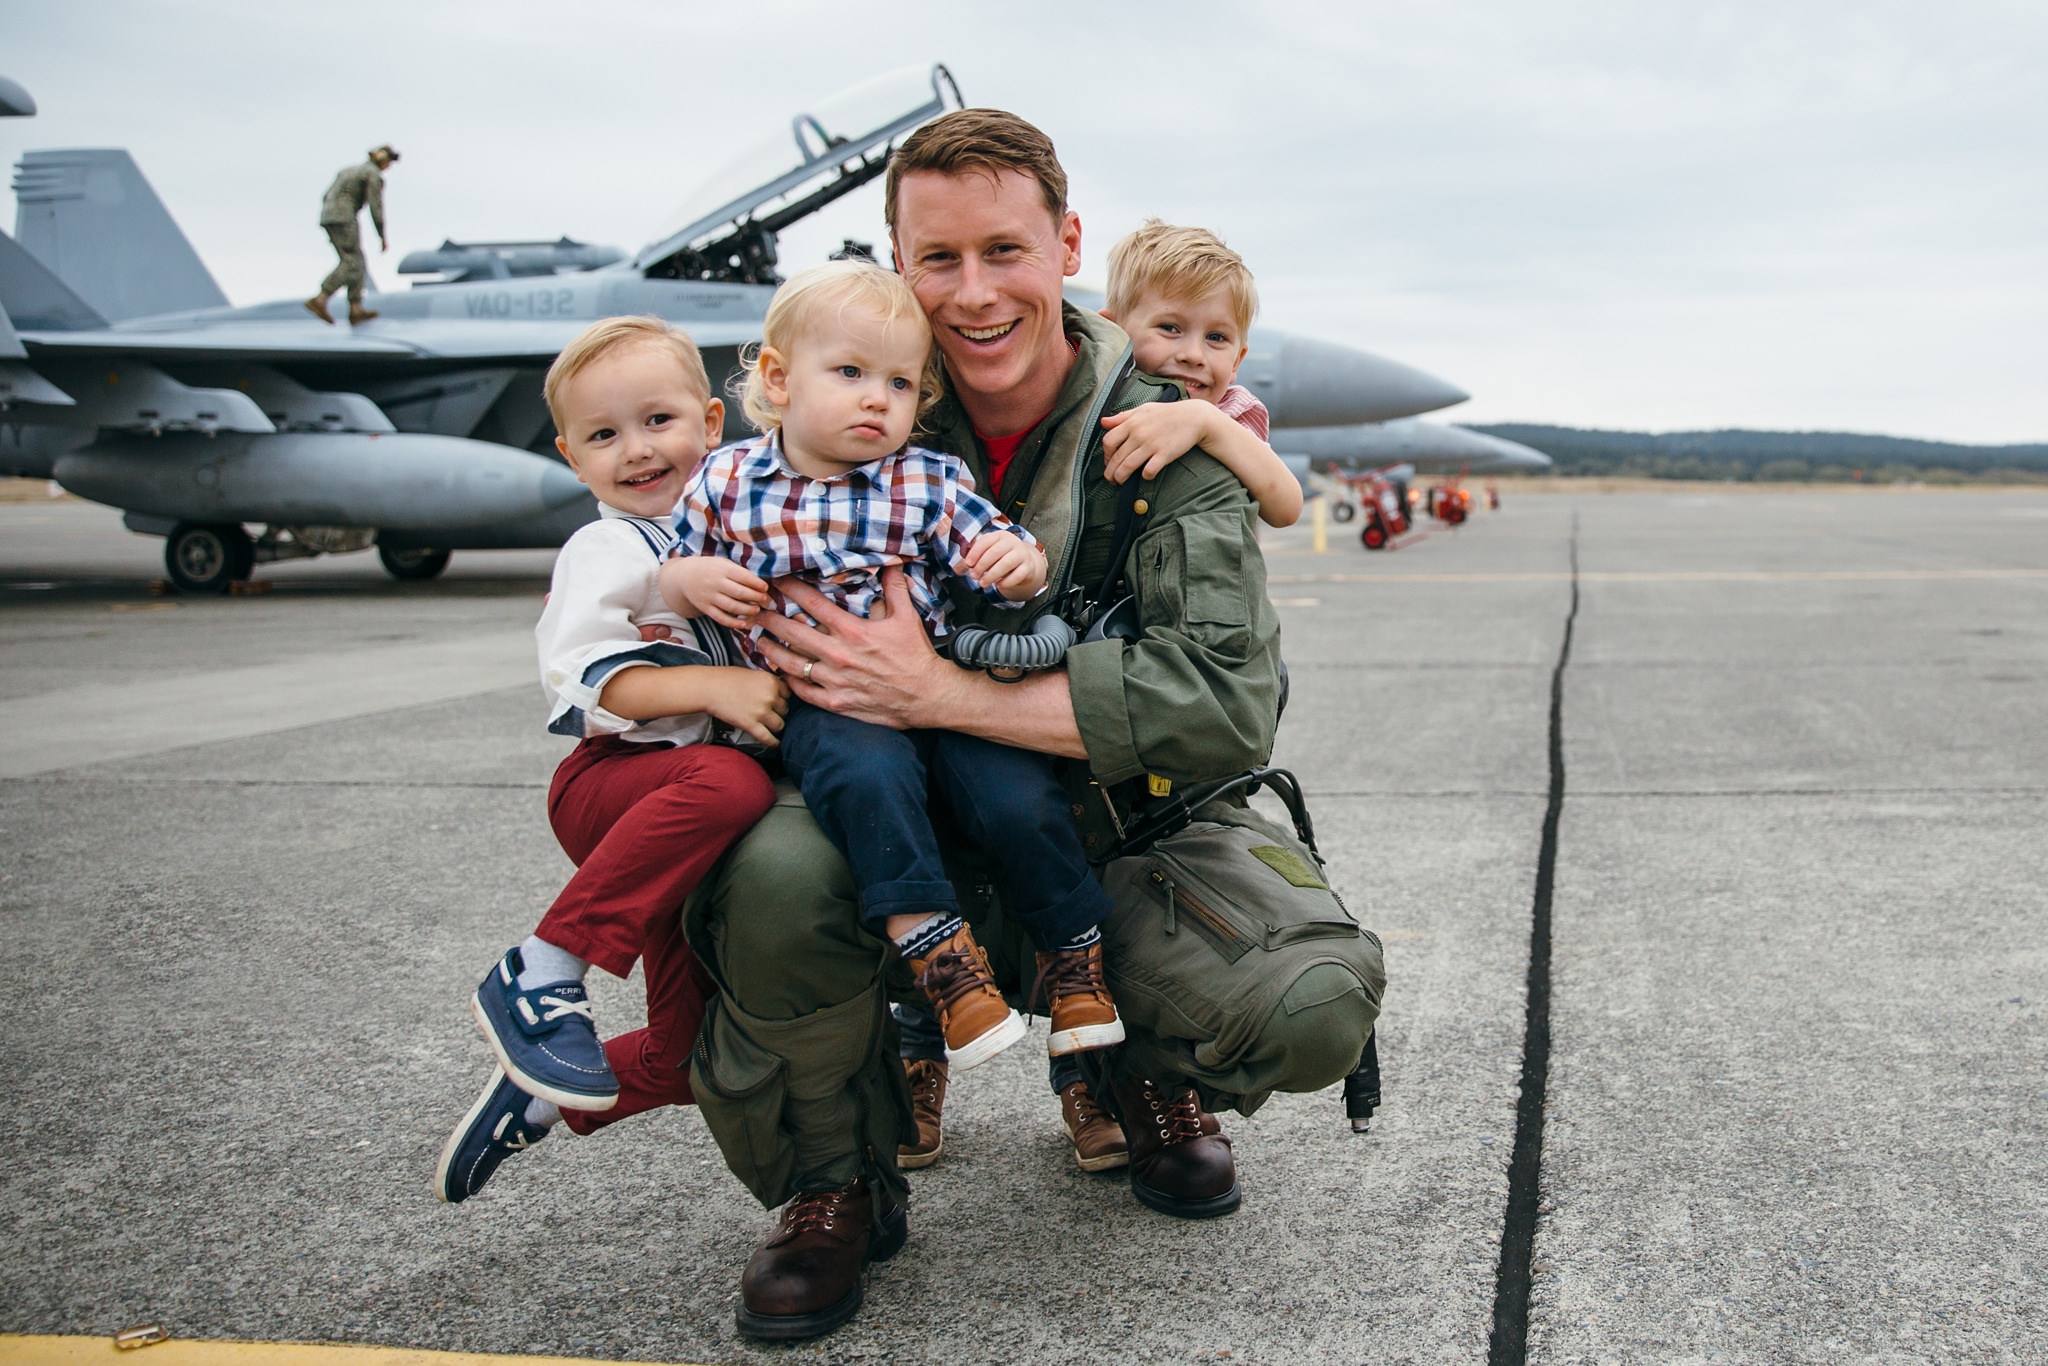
[156,522,450,590]
[377,545,452,581]
[165,522,255,594]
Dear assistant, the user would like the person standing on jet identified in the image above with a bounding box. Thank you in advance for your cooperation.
[305,144,397,326]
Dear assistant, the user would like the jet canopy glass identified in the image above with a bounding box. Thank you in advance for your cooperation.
[637,63,962,286]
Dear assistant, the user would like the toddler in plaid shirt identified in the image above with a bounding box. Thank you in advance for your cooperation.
[1097,220,1303,528]
[660,261,1126,1071]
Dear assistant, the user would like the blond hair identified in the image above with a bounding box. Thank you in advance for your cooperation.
[544,316,712,435]
[737,261,940,432]
[884,108,1067,231]
[1105,220,1260,337]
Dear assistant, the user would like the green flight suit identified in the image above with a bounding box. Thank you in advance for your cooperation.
[317,161,386,305]
[685,305,1383,1212]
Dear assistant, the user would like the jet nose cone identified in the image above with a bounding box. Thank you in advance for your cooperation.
[0,76,35,119]
[1457,428,1552,472]
[541,461,592,510]
[1242,330,1468,427]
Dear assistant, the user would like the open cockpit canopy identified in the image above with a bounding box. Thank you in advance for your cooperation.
[636,63,961,285]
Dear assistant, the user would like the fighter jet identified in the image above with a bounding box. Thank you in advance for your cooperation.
[0,64,1484,592]
[1274,418,1552,479]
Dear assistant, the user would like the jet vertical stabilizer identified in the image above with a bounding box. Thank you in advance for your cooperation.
[13,150,230,321]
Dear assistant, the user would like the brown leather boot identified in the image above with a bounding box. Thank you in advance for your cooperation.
[736,1175,907,1341]
[1035,941,1126,1055]
[907,923,1024,1070]
[348,304,380,325]
[1059,1079,1129,1171]
[302,294,334,324]
[898,1058,947,1170]
[1110,1076,1240,1218]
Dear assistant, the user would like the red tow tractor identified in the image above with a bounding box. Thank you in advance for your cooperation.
[1325,463,1416,551]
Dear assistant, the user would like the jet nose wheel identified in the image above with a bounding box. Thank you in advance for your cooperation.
[165,522,255,594]
[1330,501,1357,523]
[378,545,452,581]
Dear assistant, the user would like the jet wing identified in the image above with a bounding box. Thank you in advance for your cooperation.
[17,322,422,362]
[10,317,767,364]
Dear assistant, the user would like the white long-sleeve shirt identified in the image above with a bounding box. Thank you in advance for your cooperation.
[535,505,744,745]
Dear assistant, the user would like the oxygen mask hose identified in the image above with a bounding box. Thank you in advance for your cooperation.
[946,614,1078,680]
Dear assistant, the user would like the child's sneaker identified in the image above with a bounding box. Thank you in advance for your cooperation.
[1036,941,1126,1055]
[472,947,618,1111]
[434,1069,549,1203]
[906,924,1025,1071]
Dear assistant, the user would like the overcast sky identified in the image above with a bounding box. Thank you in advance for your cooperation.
[5,0,2043,443]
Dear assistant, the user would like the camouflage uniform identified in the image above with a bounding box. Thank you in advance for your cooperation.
[316,161,387,305]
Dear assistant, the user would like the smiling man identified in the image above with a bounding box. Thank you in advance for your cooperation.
[684,108,1385,1343]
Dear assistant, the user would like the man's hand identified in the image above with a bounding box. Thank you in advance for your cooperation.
[1100,403,1215,484]
[706,668,790,747]
[661,554,772,629]
[962,531,1047,602]
[754,567,961,730]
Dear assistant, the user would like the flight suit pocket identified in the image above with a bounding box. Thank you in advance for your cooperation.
[1175,510,1252,628]
[690,997,794,1205]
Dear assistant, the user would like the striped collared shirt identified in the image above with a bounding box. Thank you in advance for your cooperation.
[674,432,1035,664]
[536,505,744,745]
[1216,384,1271,440]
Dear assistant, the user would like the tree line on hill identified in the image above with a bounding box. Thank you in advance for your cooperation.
[1468,425,2048,484]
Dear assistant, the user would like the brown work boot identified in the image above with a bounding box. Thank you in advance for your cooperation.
[1110,1076,1240,1218]
[1035,940,1126,1055]
[1059,1079,1128,1172]
[302,294,334,324]
[906,924,1024,1070]
[348,304,380,325]
[898,1058,947,1170]
[736,1175,907,1341]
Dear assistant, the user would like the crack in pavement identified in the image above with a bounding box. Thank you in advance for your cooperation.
[1489,515,1578,1365]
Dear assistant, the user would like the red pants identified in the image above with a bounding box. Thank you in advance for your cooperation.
[537,737,774,1135]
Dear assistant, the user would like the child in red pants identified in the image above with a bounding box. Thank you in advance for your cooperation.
[435,318,787,1203]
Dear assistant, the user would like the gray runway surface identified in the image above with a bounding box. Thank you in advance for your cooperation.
[3,489,2043,1365]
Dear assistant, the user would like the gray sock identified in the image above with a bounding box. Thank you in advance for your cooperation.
[516,935,588,990]
[523,1096,562,1130]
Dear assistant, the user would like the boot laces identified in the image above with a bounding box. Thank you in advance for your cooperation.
[1068,1082,1110,1126]
[1144,1082,1208,1145]
[1029,945,1108,1017]
[918,947,995,1011]
[782,1186,855,1238]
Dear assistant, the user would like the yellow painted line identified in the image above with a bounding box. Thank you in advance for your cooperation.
[0,1335,712,1366]
[1268,568,2048,585]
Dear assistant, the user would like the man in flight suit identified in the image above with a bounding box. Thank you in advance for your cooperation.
[689,108,1383,1342]
[305,144,398,326]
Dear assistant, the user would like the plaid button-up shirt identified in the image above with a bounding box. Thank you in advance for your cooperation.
[674,432,1036,666]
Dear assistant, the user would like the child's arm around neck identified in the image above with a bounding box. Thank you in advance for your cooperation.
[1098,397,1303,527]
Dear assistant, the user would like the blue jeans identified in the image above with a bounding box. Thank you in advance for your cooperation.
[778,703,1113,950]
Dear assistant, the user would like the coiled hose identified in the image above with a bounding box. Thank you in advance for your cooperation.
[946,614,1079,677]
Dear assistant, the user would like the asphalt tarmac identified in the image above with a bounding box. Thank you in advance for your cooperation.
[2,487,2043,1365]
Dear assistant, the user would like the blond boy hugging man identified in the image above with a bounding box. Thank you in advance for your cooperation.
[1099,219,1302,528]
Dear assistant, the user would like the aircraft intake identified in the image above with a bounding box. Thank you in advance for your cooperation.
[53,431,589,530]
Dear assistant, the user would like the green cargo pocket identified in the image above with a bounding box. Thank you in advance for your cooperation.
[1101,806,1384,1101]
[1177,509,1252,628]
[1152,821,1361,957]
[690,996,794,1207]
